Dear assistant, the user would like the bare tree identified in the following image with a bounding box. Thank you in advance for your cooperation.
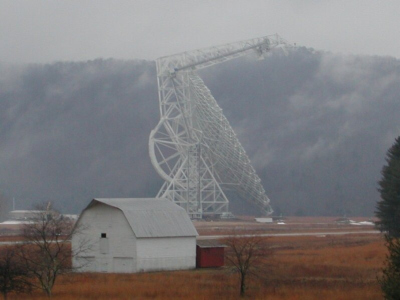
[221,234,271,297]
[0,246,31,300]
[16,203,83,297]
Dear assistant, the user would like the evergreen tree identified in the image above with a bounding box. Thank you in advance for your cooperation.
[376,136,400,237]
[378,235,400,300]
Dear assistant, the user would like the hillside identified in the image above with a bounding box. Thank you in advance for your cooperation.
[0,49,399,216]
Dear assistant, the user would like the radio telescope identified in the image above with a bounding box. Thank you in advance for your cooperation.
[149,34,289,219]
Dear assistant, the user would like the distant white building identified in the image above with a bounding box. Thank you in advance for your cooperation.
[255,217,273,223]
[3,210,78,225]
[72,198,198,273]
[9,210,45,221]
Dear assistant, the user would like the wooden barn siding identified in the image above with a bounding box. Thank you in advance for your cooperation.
[196,247,225,268]
[72,203,137,273]
[136,237,196,272]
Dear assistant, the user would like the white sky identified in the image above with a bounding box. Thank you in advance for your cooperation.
[1,1,399,63]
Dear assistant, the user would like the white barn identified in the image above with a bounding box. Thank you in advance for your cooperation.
[72,198,198,273]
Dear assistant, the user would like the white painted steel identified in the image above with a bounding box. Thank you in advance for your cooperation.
[149,34,290,218]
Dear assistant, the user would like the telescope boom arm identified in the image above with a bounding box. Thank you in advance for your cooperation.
[157,34,288,76]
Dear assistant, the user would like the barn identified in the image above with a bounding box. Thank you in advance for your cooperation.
[72,198,198,273]
[196,240,226,268]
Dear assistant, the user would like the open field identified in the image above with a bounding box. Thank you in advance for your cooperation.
[194,216,378,236]
[0,216,377,237]
[2,229,386,299]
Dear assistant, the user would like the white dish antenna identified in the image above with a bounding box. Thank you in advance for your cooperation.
[149,34,290,218]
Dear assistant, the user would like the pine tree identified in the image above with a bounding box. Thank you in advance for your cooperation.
[378,236,400,300]
[376,136,400,237]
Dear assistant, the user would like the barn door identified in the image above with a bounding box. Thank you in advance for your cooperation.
[99,260,109,273]
[113,257,135,273]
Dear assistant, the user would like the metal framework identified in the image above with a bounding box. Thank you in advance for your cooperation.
[149,34,289,218]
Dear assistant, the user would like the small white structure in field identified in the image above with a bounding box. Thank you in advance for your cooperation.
[72,198,198,273]
[255,217,273,223]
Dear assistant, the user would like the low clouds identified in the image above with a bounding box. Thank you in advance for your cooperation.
[0,59,160,211]
[0,49,399,216]
[203,49,400,215]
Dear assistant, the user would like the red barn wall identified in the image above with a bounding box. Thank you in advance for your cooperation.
[196,246,224,268]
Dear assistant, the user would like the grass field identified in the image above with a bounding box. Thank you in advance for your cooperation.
[4,232,386,299]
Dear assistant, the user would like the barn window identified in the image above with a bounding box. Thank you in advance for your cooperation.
[101,233,107,238]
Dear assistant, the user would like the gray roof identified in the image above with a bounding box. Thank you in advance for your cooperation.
[196,240,227,248]
[87,198,198,238]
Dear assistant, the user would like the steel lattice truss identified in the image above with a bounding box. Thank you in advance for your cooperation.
[149,34,289,218]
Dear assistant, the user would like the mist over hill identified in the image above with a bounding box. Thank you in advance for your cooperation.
[0,48,399,216]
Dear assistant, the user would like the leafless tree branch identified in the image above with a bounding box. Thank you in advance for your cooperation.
[221,232,272,297]
[16,203,90,297]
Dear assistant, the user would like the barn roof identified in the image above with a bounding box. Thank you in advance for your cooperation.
[87,198,198,238]
[196,240,227,248]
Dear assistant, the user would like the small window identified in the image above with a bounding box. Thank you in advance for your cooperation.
[101,233,106,238]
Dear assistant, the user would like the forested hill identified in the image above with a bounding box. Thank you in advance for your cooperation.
[0,48,399,216]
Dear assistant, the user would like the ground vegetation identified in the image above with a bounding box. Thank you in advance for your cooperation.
[16,204,87,297]
[222,234,271,296]
[0,246,31,300]
[1,234,382,299]
[378,235,400,300]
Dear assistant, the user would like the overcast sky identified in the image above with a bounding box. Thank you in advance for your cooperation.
[0,1,399,63]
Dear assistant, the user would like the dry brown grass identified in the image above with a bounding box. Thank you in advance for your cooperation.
[1,233,386,299]
[262,234,385,300]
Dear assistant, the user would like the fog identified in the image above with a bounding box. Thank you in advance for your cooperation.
[0,48,399,216]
